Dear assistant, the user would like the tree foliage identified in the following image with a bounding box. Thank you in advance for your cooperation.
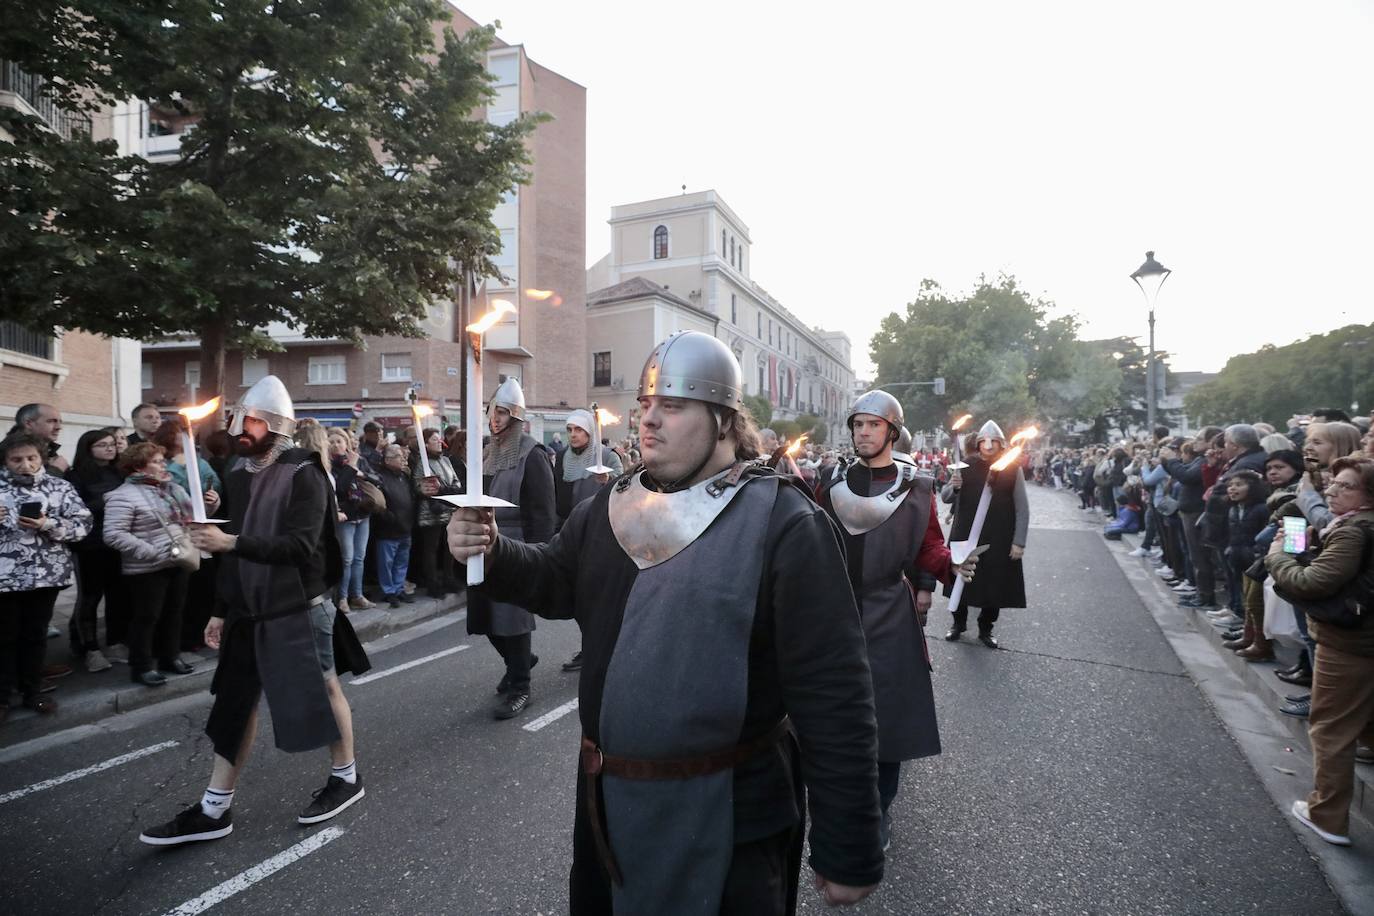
[0,0,539,410]
[1184,324,1374,427]
[743,393,772,429]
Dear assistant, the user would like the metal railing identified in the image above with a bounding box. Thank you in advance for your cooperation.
[1,60,92,139]
[0,321,55,360]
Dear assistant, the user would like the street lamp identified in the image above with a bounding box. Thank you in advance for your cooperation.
[1130,250,1172,434]
[1343,339,1370,414]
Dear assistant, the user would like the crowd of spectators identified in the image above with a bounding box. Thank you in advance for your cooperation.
[1036,409,1374,846]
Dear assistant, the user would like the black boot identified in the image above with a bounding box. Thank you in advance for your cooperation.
[977,629,999,650]
[944,626,964,642]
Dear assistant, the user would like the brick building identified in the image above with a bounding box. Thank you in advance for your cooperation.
[1,60,142,450]
[137,3,586,440]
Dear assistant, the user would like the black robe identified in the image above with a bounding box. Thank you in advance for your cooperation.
[943,456,1027,609]
[480,471,884,911]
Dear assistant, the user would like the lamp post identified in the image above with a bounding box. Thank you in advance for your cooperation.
[1344,339,1370,415]
[1130,251,1172,435]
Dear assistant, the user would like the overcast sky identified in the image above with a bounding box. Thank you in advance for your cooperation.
[455,0,1374,378]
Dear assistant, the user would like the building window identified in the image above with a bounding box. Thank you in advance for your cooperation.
[729,236,735,266]
[738,249,744,274]
[379,353,410,383]
[768,320,774,347]
[756,312,762,338]
[593,351,612,387]
[309,355,347,385]
[0,321,54,360]
[730,294,737,325]
[184,361,201,387]
[241,357,269,387]
[759,366,765,394]
[140,363,152,389]
[722,229,727,257]
[653,225,669,260]
[497,362,522,386]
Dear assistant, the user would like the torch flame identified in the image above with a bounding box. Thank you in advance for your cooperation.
[179,397,222,422]
[412,404,434,419]
[524,288,564,306]
[467,299,517,335]
[990,444,1024,472]
[786,435,809,458]
[1009,425,1040,445]
[596,408,621,426]
[952,413,974,431]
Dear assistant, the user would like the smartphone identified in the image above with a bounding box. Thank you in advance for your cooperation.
[1282,517,1308,554]
[19,501,43,520]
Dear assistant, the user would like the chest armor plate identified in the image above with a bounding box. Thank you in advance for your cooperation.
[608,468,757,570]
[829,458,920,536]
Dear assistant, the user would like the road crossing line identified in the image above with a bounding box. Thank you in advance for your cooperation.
[160,827,345,916]
[523,698,579,732]
[0,740,180,805]
[348,644,470,685]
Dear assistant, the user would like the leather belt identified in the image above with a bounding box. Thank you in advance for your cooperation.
[579,716,792,886]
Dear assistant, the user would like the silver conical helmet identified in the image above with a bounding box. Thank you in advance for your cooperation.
[228,374,296,437]
[976,420,1006,445]
[490,377,526,421]
[896,426,913,454]
[638,331,744,411]
[847,390,904,431]
[565,408,594,436]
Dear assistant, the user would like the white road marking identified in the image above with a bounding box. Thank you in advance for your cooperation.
[348,644,470,685]
[523,698,579,732]
[0,740,180,805]
[160,827,344,916]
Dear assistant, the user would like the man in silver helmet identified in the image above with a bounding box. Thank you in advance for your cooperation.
[553,407,623,673]
[467,376,555,720]
[139,376,371,847]
[940,419,1030,648]
[818,391,979,852]
[448,331,886,914]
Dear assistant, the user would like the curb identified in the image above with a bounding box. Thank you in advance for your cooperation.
[1,593,465,747]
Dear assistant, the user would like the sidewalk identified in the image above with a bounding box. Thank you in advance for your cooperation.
[2,586,465,747]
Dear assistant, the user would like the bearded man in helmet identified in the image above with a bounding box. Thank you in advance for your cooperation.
[448,331,887,913]
[139,376,371,847]
[940,420,1030,648]
[468,376,556,720]
[817,391,979,852]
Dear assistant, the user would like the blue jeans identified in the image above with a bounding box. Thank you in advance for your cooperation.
[376,536,411,597]
[336,518,370,598]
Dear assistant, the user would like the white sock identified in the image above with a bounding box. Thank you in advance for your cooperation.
[332,760,357,785]
[201,787,234,819]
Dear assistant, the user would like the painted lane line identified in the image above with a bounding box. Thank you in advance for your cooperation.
[524,697,579,732]
[161,827,344,916]
[0,740,180,805]
[348,644,470,685]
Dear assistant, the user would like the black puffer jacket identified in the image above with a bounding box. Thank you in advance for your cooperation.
[1163,457,1206,514]
[371,465,415,540]
[1202,449,1268,547]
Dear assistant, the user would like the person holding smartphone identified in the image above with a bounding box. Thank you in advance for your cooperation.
[0,432,93,722]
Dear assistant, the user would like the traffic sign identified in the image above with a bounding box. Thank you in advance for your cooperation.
[352,402,364,418]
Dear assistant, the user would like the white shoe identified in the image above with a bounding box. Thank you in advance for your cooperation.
[1128,547,1149,557]
[1156,567,1178,578]
[1291,801,1352,846]
[47,626,61,639]
[85,650,112,673]
[105,644,129,664]
[1173,582,1196,592]
[1149,548,1164,558]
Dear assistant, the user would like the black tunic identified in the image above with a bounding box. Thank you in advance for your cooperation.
[943,456,1027,609]
[481,474,884,904]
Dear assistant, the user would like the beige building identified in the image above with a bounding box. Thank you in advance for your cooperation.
[586,190,855,444]
[1,60,142,450]
[137,4,586,442]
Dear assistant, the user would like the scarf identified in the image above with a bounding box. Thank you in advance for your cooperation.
[484,421,524,473]
[129,472,192,524]
[562,443,597,482]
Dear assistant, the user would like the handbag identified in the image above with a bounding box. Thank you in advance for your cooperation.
[141,487,200,573]
[356,479,386,514]
[1273,523,1374,629]
[1262,580,1301,642]
[1155,493,1180,516]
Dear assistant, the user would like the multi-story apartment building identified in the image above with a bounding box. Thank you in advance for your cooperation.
[136,3,586,441]
[586,190,855,444]
[1,60,142,450]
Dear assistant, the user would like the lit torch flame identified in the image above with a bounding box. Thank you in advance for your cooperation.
[785,435,809,458]
[178,397,221,423]
[467,299,517,335]
[596,408,621,426]
[1009,425,1040,446]
[952,413,974,432]
[990,445,1024,472]
[525,288,564,306]
[412,404,434,420]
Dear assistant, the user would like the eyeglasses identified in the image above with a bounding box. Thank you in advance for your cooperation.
[1327,480,1360,492]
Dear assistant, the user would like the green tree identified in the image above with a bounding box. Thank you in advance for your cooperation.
[795,413,826,445]
[1036,340,1124,441]
[743,394,773,428]
[869,275,1079,432]
[1184,324,1374,427]
[0,0,537,411]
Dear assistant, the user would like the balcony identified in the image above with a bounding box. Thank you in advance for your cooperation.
[0,60,92,140]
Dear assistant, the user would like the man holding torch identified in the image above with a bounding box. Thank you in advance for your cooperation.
[138,376,371,846]
[817,391,980,851]
[447,331,887,913]
[940,421,1031,648]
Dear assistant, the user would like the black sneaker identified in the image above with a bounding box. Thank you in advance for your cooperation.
[562,651,584,672]
[140,803,233,846]
[493,691,531,720]
[879,810,892,852]
[387,594,401,609]
[495,654,539,694]
[298,775,365,825]
[397,592,416,604]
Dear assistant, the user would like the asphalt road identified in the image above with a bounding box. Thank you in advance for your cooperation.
[0,486,1351,915]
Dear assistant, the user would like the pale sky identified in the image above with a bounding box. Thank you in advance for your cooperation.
[455,0,1374,378]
